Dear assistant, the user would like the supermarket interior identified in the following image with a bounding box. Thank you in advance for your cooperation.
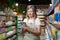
[0,0,60,40]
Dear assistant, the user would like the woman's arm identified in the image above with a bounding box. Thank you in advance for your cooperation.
[22,25,41,36]
[27,25,41,36]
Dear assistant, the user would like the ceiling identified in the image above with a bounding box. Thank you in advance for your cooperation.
[0,0,51,5]
[16,0,51,5]
[0,0,51,10]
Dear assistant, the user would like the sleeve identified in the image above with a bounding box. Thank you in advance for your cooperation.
[35,18,41,26]
[23,18,27,23]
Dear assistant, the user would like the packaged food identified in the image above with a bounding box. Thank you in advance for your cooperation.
[0,34,4,40]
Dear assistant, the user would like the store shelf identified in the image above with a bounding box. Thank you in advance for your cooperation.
[0,14,6,16]
[6,28,16,32]
[6,24,16,26]
[0,25,16,28]
[40,19,45,21]
[0,14,16,17]
[4,32,17,40]
[12,35,17,40]
[0,28,16,34]
[47,20,60,30]
[37,14,46,16]
[40,24,45,27]
[37,16,45,19]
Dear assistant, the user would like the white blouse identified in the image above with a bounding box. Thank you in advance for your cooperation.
[23,18,41,26]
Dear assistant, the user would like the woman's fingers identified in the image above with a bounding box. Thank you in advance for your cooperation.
[22,26,28,30]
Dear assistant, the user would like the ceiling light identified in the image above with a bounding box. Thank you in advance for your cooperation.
[28,0,31,2]
[23,11,25,13]
[50,4,52,6]
[16,3,18,6]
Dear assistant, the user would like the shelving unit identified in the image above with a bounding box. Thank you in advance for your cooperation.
[47,0,60,16]
[0,11,17,40]
[36,9,46,27]
[16,13,24,40]
[47,0,60,28]
[46,0,60,40]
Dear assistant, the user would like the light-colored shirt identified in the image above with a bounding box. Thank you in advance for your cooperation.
[23,18,41,26]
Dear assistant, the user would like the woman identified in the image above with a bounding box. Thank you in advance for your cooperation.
[20,5,41,40]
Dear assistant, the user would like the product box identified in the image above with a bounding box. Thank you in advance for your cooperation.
[51,0,57,6]
[54,12,59,22]
[58,12,60,21]
[2,28,5,32]
[0,28,2,32]
[52,14,54,22]
[49,15,52,22]
[58,12,60,24]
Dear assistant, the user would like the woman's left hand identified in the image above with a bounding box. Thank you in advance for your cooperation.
[22,26,29,30]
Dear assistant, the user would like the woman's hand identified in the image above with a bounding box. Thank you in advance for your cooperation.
[22,24,28,31]
[22,26,28,30]
[20,24,28,34]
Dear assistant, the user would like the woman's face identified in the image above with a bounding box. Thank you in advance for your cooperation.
[27,8,34,18]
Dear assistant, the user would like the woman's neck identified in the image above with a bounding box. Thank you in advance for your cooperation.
[29,17,35,19]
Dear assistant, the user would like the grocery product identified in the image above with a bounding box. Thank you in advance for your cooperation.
[2,28,5,32]
[37,16,45,19]
[7,30,15,36]
[0,34,4,40]
[5,26,11,31]
[54,12,58,22]
[0,28,2,32]
[49,15,52,22]
[6,21,14,26]
[57,12,60,24]
[52,14,54,22]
